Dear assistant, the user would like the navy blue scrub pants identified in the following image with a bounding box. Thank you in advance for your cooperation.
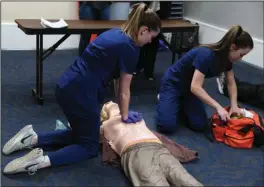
[37,80,102,167]
[156,80,208,133]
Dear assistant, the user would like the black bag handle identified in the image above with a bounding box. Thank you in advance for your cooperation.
[239,110,264,147]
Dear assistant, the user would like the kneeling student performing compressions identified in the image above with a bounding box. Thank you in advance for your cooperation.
[156,25,254,133]
[100,101,203,186]
[2,3,161,175]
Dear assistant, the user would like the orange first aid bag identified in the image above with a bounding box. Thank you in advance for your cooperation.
[210,106,264,149]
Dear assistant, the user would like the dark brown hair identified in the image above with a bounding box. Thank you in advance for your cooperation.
[121,3,161,41]
[201,25,253,73]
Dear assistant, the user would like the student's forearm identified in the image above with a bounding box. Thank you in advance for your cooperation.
[227,82,238,107]
[118,72,132,120]
[225,71,238,107]
[191,86,222,110]
[119,91,130,120]
[114,79,120,103]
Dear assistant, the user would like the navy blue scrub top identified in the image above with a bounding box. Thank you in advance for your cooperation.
[165,46,232,94]
[57,28,140,91]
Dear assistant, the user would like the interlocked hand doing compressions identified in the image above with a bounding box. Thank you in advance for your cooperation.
[122,111,143,123]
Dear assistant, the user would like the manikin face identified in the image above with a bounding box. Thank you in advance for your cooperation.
[228,44,252,63]
[137,26,159,47]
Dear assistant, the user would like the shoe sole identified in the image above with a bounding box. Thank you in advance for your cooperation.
[3,125,33,155]
[216,78,224,95]
[3,148,43,175]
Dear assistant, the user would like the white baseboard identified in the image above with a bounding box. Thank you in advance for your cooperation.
[1,22,80,50]
[184,17,264,68]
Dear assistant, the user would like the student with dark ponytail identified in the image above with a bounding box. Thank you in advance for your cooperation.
[156,25,254,133]
[2,3,161,175]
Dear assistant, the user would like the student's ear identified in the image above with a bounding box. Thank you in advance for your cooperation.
[230,44,238,51]
[139,26,148,35]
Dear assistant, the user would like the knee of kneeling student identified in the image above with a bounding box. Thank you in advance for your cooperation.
[187,120,208,132]
[156,120,178,133]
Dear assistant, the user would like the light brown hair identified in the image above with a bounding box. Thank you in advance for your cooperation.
[201,25,253,73]
[121,3,161,41]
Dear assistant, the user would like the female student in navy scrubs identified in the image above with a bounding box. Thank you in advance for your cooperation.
[2,3,161,175]
[156,25,253,133]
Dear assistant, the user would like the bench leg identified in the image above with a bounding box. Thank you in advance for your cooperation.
[172,51,176,64]
[31,34,70,105]
[171,32,177,64]
[32,34,44,105]
[171,31,184,65]
[179,32,184,59]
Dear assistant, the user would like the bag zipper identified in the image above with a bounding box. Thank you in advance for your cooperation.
[225,134,253,140]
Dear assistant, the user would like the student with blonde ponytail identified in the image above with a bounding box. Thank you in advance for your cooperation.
[156,25,253,133]
[2,3,161,175]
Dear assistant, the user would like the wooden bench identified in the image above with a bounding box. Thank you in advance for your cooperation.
[15,19,199,105]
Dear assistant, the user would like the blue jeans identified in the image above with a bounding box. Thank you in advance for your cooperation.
[79,3,110,20]
[109,2,130,20]
[78,3,110,55]
[156,79,208,133]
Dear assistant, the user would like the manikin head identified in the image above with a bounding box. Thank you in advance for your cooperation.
[101,101,120,123]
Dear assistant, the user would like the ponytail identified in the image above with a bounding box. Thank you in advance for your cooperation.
[212,25,244,52]
[200,25,253,74]
[121,3,161,41]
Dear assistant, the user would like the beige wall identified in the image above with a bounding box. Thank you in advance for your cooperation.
[1,2,78,22]
[184,2,263,40]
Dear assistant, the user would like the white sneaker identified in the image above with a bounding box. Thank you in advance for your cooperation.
[3,148,44,175]
[216,73,225,95]
[2,125,37,155]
